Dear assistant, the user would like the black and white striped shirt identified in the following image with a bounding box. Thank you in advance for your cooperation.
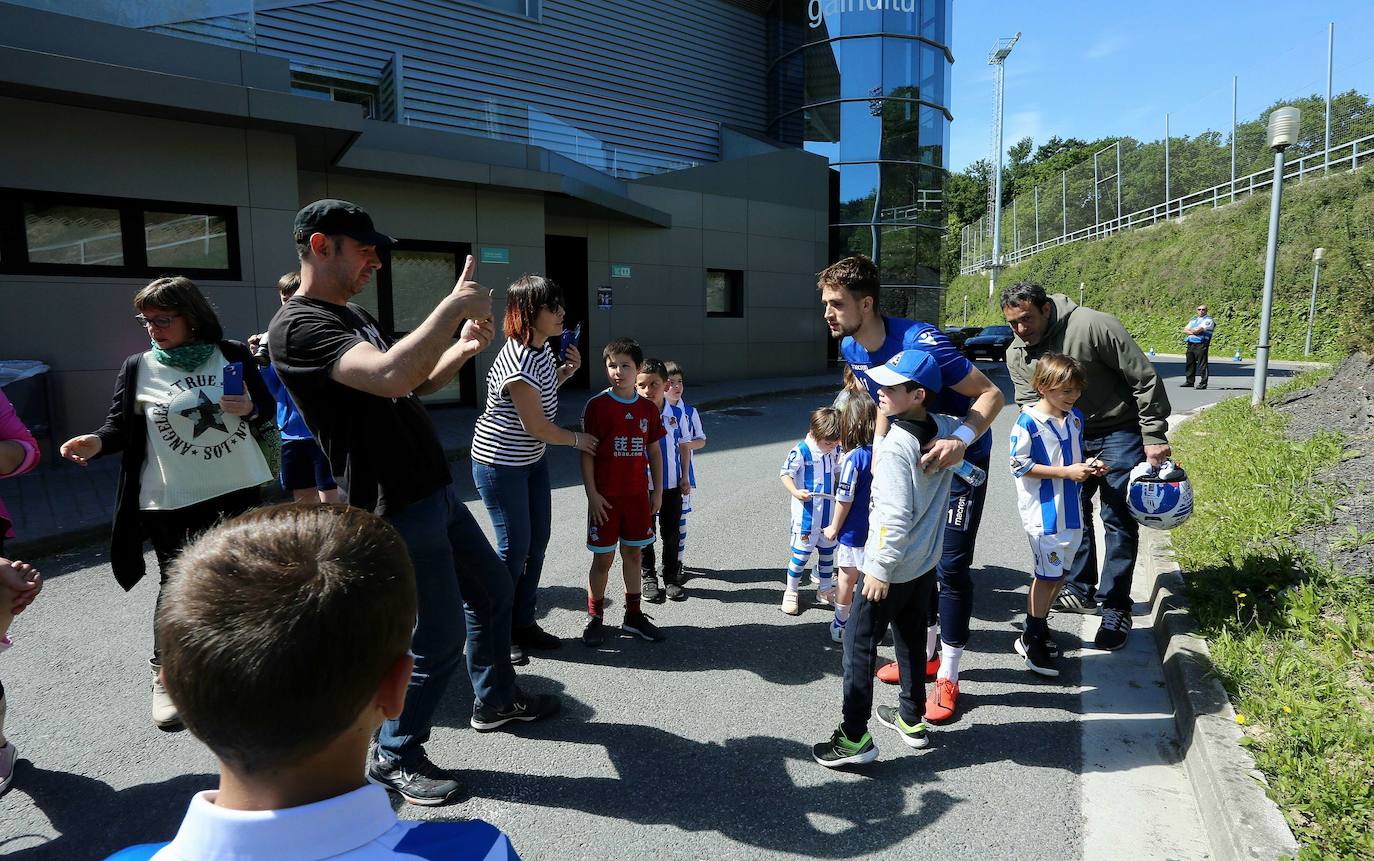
[471,339,560,467]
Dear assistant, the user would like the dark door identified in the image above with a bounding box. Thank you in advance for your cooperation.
[545,234,591,390]
[359,239,476,406]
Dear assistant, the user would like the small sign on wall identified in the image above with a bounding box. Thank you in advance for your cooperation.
[610,264,632,279]
[480,246,510,264]
[597,285,613,310]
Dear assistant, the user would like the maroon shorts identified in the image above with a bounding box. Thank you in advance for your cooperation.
[587,492,654,553]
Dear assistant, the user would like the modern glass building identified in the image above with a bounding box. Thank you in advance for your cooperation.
[768,0,953,319]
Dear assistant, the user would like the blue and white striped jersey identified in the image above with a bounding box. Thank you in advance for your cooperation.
[834,445,874,547]
[656,401,686,489]
[673,400,705,487]
[1009,407,1087,536]
[781,436,837,533]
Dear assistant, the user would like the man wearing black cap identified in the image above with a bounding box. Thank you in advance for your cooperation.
[268,199,560,807]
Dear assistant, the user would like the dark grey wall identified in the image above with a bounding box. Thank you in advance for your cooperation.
[148,0,770,174]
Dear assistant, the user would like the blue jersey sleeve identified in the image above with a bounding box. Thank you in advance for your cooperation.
[904,325,973,390]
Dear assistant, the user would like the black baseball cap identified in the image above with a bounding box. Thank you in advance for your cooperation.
[292,199,395,249]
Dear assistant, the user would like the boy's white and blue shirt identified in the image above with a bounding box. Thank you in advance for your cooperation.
[834,445,874,547]
[105,785,520,861]
[656,400,702,490]
[1008,406,1087,537]
[668,400,704,487]
[781,436,837,534]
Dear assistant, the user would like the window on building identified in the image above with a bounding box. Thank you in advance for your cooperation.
[706,269,744,318]
[0,190,240,279]
[374,240,477,406]
[290,73,379,119]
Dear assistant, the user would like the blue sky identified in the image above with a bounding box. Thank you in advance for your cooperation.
[948,1,1374,172]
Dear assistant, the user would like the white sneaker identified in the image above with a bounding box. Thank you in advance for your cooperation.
[816,587,836,607]
[781,589,801,616]
[830,616,846,643]
[0,742,16,796]
[152,675,181,728]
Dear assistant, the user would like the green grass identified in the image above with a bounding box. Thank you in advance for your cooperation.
[945,166,1374,363]
[1169,372,1374,859]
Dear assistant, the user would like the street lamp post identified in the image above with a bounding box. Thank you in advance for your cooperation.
[1252,107,1302,407]
[1305,247,1326,356]
[987,32,1021,300]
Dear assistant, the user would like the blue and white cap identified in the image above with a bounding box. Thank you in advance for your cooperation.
[862,349,943,392]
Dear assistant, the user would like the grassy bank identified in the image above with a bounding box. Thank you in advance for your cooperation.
[945,166,1374,363]
[1169,376,1374,859]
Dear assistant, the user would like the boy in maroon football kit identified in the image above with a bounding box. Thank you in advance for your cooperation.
[580,338,666,647]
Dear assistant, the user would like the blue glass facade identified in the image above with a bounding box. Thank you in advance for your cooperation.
[768,0,953,304]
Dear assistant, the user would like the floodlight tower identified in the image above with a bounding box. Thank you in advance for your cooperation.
[987,31,1021,301]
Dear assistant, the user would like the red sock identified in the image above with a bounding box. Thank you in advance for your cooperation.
[625,593,642,615]
[587,596,605,617]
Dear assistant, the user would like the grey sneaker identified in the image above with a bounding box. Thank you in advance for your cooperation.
[366,751,465,807]
[875,705,930,749]
[151,674,181,728]
[0,743,16,797]
[642,574,664,604]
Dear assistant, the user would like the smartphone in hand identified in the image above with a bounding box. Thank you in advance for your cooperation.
[560,322,582,362]
[222,361,245,396]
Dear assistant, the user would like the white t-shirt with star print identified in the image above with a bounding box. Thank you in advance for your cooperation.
[135,349,271,510]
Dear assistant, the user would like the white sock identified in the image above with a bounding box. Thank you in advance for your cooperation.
[938,642,963,682]
[836,602,851,623]
[817,574,833,592]
[786,574,802,593]
[926,624,940,661]
[0,693,7,748]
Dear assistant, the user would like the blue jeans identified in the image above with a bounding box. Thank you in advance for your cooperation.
[472,457,552,630]
[378,485,515,766]
[1068,427,1146,612]
[927,447,990,649]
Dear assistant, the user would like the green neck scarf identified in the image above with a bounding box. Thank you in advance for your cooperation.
[150,341,216,373]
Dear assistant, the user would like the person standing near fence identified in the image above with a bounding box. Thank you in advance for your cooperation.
[1182,303,1215,390]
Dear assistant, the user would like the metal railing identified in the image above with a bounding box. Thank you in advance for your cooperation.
[959,132,1370,275]
[28,214,225,266]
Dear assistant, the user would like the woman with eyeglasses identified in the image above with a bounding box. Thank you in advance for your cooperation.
[59,277,274,728]
[470,275,594,665]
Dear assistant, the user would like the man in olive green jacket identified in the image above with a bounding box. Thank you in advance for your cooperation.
[1002,283,1172,651]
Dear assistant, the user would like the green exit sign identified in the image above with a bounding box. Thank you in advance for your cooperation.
[480,246,510,264]
[611,264,632,279]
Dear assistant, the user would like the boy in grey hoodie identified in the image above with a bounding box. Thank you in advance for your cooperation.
[813,350,959,767]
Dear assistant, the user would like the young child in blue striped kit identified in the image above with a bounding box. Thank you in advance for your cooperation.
[779,407,842,616]
[663,361,705,576]
[1008,353,1107,677]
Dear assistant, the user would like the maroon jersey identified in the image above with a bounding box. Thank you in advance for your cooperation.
[582,389,666,497]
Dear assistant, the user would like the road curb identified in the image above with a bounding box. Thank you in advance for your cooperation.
[1141,520,1300,861]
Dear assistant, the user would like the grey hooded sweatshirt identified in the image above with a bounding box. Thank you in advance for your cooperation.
[1006,294,1172,446]
[861,413,959,585]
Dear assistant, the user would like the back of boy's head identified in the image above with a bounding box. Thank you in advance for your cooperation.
[159,503,416,774]
[640,358,668,382]
[1031,353,1087,393]
[664,359,684,380]
[839,394,876,451]
[603,337,643,367]
[277,271,302,301]
[809,406,842,442]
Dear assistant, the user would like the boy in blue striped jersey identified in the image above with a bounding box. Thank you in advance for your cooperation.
[779,407,842,615]
[1008,354,1107,677]
[663,361,705,578]
[637,358,685,603]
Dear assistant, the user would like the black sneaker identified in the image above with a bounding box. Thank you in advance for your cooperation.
[1053,589,1099,614]
[470,688,562,731]
[622,611,666,642]
[514,623,561,651]
[366,751,465,807]
[1181,381,1194,388]
[875,705,930,749]
[1015,634,1060,677]
[664,572,687,601]
[1045,633,1061,659]
[812,726,878,768]
[1094,606,1132,651]
[509,641,527,666]
[642,574,664,604]
[582,614,606,648]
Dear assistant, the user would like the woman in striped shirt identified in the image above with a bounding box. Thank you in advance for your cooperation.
[471,275,597,665]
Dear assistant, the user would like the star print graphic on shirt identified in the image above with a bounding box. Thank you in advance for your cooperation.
[135,350,271,511]
[179,390,229,438]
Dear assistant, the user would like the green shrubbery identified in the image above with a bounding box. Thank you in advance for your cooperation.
[1169,374,1374,859]
[945,167,1374,363]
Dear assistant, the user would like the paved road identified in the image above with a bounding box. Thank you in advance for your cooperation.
[0,356,1301,860]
